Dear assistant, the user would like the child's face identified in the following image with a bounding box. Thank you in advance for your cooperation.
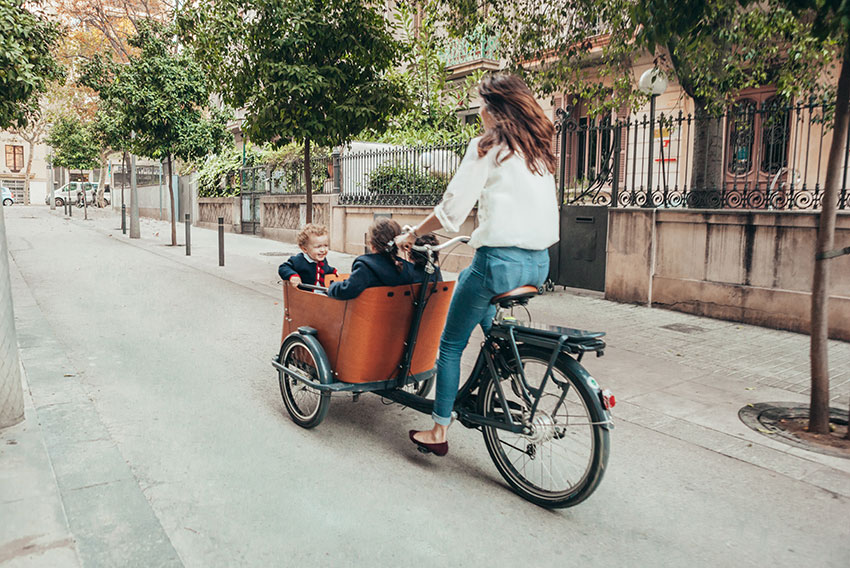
[302,233,329,262]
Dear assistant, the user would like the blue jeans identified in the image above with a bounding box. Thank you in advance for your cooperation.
[432,247,550,425]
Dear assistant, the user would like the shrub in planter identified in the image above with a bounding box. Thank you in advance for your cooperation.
[366,164,448,195]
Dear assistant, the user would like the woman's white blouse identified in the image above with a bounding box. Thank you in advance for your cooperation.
[434,137,560,250]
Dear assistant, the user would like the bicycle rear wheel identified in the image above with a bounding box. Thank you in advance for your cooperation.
[479,344,609,508]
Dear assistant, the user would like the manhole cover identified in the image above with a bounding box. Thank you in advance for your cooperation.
[260,252,292,257]
[660,323,706,334]
[739,402,850,458]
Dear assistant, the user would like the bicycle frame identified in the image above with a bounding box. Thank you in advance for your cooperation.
[378,310,610,434]
[274,235,610,435]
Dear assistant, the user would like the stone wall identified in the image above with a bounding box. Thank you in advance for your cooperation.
[329,204,477,273]
[261,194,332,243]
[197,197,240,232]
[606,208,850,340]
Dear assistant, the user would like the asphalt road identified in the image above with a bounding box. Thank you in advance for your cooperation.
[5,206,848,567]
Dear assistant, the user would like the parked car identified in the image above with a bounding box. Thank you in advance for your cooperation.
[1,186,14,206]
[45,182,100,207]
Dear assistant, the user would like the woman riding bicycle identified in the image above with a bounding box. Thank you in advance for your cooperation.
[397,74,559,456]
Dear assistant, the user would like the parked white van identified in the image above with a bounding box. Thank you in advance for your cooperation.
[45,182,101,207]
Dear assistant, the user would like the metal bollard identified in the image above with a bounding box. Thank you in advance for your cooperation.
[68,200,72,217]
[185,213,191,256]
[121,204,126,234]
[218,217,224,266]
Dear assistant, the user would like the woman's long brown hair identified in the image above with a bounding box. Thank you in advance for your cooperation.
[477,74,557,176]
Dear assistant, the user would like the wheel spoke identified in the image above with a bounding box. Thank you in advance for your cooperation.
[481,347,607,506]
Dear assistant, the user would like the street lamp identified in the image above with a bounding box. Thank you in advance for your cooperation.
[638,68,668,206]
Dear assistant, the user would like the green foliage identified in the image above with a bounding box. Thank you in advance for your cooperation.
[46,115,100,171]
[632,0,838,113]
[91,99,130,155]
[82,21,230,164]
[358,2,481,145]
[260,142,330,169]
[0,0,64,128]
[196,144,255,198]
[366,164,449,195]
[179,0,407,149]
[442,0,837,115]
[194,142,332,197]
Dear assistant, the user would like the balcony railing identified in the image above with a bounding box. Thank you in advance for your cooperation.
[439,34,499,68]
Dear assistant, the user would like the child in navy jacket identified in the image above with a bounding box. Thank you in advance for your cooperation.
[278,224,338,286]
[328,218,441,300]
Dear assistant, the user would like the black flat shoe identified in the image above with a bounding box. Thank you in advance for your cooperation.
[409,430,448,457]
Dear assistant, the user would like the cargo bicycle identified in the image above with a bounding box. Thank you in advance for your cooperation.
[272,236,615,508]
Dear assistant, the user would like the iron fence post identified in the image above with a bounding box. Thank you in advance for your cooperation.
[644,94,658,208]
[611,124,622,207]
[556,107,569,206]
[332,149,341,193]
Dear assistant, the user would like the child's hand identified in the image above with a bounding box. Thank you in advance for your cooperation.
[290,276,302,286]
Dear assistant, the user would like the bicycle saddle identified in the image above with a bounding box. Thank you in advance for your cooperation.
[490,285,539,308]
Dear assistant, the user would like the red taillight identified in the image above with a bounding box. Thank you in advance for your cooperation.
[601,389,616,410]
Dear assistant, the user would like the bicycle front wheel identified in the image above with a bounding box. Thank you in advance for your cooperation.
[479,345,609,508]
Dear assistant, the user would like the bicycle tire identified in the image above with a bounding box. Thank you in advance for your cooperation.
[278,338,331,429]
[478,344,610,508]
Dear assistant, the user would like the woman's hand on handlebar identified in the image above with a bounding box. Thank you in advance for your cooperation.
[395,227,417,254]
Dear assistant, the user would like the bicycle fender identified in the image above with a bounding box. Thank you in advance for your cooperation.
[559,355,614,431]
[283,331,333,385]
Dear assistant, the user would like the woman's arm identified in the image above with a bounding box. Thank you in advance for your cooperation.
[396,139,491,250]
[433,139,490,232]
[396,212,443,251]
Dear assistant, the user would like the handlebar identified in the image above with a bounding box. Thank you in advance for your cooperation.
[403,231,469,252]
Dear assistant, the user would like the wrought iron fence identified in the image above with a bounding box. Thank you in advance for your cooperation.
[554,100,849,210]
[113,164,161,187]
[240,156,333,195]
[276,99,848,211]
[337,142,467,206]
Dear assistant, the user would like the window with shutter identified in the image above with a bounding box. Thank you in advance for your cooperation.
[5,145,24,173]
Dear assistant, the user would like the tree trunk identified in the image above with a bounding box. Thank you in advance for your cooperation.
[97,153,108,208]
[168,155,177,246]
[23,141,34,205]
[809,43,850,435]
[304,139,313,225]
[689,98,725,207]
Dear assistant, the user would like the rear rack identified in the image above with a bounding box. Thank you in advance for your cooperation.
[490,320,606,356]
